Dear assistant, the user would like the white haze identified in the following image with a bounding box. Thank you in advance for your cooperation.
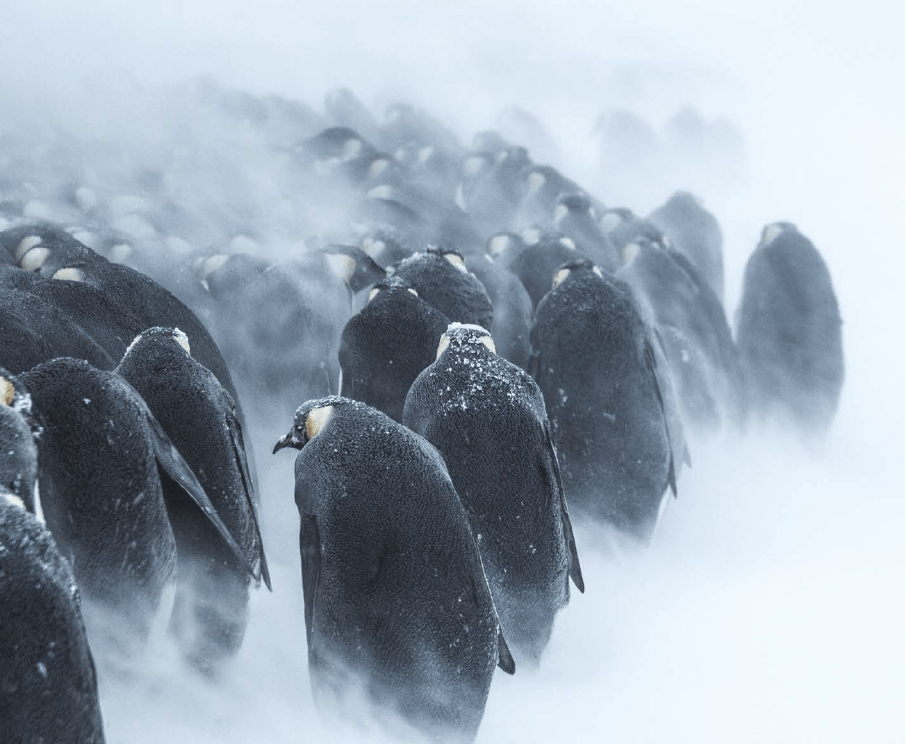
[3,2,904,742]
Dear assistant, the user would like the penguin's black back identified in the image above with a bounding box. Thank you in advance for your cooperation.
[390,249,494,330]
[0,496,106,744]
[530,263,678,539]
[289,397,503,740]
[403,327,581,661]
[116,327,269,670]
[339,280,450,422]
[17,358,177,621]
[735,227,843,433]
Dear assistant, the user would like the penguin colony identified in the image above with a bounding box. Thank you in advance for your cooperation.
[0,80,843,742]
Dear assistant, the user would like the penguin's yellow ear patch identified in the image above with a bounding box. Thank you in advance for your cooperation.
[326,253,356,283]
[201,254,230,279]
[487,235,510,258]
[20,247,51,272]
[622,242,641,267]
[436,335,451,359]
[51,267,85,283]
[306,405,334,440]
[479,336,496,354]
[527,171,546,195]
[173,328,191,356]
[442,253,467,272]
[361,238,385,258]
[552,267,571,290]
[15,235,42,261]
[760,223,785,248]
[1,377,14,406]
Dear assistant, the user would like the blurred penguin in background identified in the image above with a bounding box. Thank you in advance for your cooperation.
[735,223,844,439]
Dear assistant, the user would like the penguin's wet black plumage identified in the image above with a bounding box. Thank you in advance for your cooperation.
[17,357,250,650]
[404,323,583,663]
[116,326,270,672]
[0,494,106,743]
[529,259,687,541]
[273,395,513,742]
[338,276,450,422]
[735,223,844,436]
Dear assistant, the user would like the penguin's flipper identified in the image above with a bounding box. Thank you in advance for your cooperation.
[227,411,272,590]
[542,423,584,593]
[145,408,256,579]
[299,513,321,653]
[646,332,688,496]
[497,627,515,675]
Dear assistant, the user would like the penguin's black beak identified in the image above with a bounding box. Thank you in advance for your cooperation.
[273,427,304,454]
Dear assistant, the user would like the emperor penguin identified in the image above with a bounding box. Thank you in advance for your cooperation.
[0,493,106,743]
[16,358,251,652]
[529,259,688,541]
[404,323,584,663]
[274,396,514,742]
[116,327,270,673]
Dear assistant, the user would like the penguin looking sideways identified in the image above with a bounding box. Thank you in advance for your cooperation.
[115,327,270,673]
[403,323,584,664]
[273,396,514,742]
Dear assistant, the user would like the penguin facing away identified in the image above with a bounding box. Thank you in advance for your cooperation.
[16,357,251,651]
[734,222,844,436]
[273,396,514,742]
[338,276,450,423]
[403,323,583,663]
[0,493,106,744]
[116,327,270,673]
[390,247,494,331]
[529,259,687,541]
[2,225,243,412]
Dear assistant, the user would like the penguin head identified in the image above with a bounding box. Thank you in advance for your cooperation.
[600,207,634,234]
[273,395,352,453]
[366,275,419,304]
[121,327,192,368]
[322,245,387,293]
[551,258,604,290]
[424,246,468,273]
[759,221,798,248]
[8,226,99,277]
[436,322,496,360]
[620,235,667,268]
[485,232,524,260]
[554,193,592,224]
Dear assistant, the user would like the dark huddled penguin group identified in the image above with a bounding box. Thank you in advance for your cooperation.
[0,79,843,742]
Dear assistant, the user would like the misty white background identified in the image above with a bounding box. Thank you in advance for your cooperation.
[3,2,903,742]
